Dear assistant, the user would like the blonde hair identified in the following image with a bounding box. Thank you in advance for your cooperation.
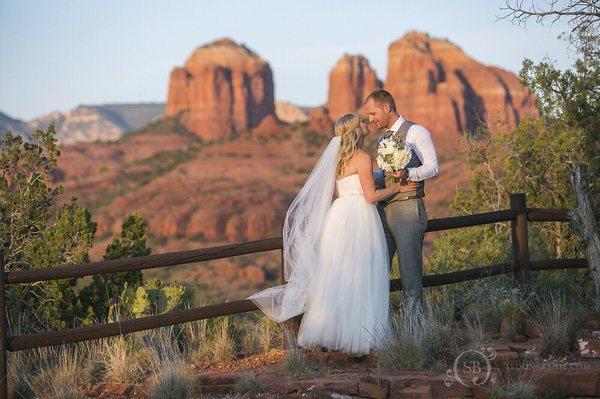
[335,113,363,177]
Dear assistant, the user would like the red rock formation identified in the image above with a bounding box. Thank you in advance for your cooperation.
[327,54,382,120]
[385,32,537,152]
[166,38,277,139]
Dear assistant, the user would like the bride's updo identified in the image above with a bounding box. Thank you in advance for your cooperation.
[335,113,363,177]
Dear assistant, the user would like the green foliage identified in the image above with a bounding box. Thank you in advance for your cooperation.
[0,126,99,330]
[520,52,599,223]
[378,309,451,372]
[0,128,62,272]
[0,124,190,331]
[191,316,239,364]
[117,279,190,319]
[79,213,150,322]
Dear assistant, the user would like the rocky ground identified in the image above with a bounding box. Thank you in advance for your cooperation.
[80,319,600,399]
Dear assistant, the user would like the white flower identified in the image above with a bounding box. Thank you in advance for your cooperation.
[377,135,412,173]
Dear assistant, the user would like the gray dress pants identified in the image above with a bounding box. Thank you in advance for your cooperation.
[378,198,428,321]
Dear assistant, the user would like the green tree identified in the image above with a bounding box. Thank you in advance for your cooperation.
[1,124,191,330]
[520,53,599,223]
[0,126,98,330]
[79,213,150,322]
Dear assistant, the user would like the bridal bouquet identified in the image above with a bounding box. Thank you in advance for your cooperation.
[376,134,412,175]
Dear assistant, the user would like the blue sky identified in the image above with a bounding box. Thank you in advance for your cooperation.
[0,0,576,120]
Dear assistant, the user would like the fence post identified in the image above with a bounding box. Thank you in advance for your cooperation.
[510,193,530,285]
[0,252,7,399]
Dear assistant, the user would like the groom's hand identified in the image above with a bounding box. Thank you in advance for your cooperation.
[391,169,409,179]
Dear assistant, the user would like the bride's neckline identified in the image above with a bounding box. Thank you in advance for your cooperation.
[336,173,359,181]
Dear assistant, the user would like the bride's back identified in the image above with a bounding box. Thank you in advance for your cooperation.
[336,149,367,180]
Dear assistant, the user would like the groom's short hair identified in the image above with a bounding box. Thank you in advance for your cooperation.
[365,89,397,112]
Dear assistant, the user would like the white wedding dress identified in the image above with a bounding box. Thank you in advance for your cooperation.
[248,137,391,357]
[296,174,391,356]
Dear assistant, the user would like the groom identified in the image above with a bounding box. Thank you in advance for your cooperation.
[364,89,439,322]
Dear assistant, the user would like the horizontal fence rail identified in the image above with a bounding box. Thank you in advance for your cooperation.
[7,238,283,285]
[0,193,589,399]
[7,299,259,351]
[390,258,588,291]
[527,208,571,222]
[5,210,523,286]
[425,209,516,232]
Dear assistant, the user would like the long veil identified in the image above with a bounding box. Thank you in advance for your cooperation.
[248,136,341,322]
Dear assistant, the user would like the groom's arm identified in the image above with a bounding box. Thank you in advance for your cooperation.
[406,125,439,182]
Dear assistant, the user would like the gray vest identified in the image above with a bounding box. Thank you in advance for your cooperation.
[379,120,425,206]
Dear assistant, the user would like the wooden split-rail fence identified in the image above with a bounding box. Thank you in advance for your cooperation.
[0,193,589,397]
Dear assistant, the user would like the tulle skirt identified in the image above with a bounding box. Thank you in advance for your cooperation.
[296,194,392,356]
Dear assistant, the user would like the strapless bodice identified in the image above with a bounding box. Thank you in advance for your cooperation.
[336,174,363,197]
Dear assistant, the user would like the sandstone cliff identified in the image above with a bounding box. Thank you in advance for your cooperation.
[327,54,382,120]
[166,39,277,140]
[385,31,537,150]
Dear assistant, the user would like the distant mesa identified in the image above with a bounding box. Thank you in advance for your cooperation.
[1,104,164,145]
[166,38,279,140]
[327,54,382,120]
[275,101,308,124]
[385,31,537,141]
[0,111,30,140]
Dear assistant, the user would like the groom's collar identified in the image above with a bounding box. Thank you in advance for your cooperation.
[388,115,405,133]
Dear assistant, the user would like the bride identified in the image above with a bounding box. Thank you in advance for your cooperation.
[249,113,419,356]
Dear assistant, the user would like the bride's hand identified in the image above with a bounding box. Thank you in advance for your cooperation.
[396,181,420,192]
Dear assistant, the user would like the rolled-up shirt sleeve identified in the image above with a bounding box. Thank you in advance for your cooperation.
[407,125,439,181]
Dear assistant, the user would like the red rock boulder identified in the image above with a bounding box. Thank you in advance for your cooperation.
[327,54,382,120]
[166,38,277,140]
[385,31,537,153]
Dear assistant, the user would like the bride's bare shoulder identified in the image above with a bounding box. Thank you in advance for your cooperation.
[354,149,372,163]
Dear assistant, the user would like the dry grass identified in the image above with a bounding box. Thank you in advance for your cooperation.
[191,316,238,364]
[101,336,154,384]
[491,369,538,399]
[378,308,451,372]
[233,373,266,395]
[282,350,326,380]
[23,345,94,399]
[532,293,576,358]
[147,361,197,399]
